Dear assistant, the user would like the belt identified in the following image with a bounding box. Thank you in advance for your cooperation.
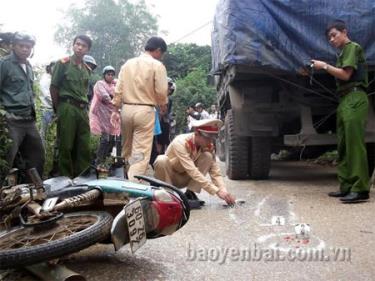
[338,86,365,97]
[60,97,88,110]
[123,102,154,107]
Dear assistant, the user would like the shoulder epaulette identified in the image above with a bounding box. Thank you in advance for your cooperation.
[60,57,70,64]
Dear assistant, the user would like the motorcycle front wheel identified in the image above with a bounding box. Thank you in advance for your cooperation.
[0,211,113,269]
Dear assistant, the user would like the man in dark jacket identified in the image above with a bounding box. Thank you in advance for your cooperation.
[0,32,44,177]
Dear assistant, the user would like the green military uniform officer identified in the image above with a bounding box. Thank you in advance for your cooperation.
[50,35,93,178]
[336,41,369,195]
[312,20,370,202]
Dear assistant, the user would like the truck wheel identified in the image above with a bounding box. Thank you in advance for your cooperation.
[367,143,375,177]
[225,110,248,179]
[248,137,271,179]
[216,126,226,161]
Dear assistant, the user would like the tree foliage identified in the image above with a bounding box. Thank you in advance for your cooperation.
[172,67,216,133]
[0,108,12,186]
[54,0,158,71]
[164,43,212,79]
[163,43,216,133]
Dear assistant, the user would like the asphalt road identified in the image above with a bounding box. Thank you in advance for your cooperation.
[4,160,375,281]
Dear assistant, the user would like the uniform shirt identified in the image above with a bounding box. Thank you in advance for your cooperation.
[336,41,368,92]
[165,133,225,195]
[113,53,168,108]
[50,55,90,103]
[0,52,35,118]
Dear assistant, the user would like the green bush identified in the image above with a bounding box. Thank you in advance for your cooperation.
[0,107,12,185]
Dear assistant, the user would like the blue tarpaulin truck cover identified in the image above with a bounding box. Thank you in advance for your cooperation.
[211,0,375,74]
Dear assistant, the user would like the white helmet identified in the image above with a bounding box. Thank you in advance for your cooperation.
[83,55,97,70]
[102,65,115,75]
[167,77,176,94]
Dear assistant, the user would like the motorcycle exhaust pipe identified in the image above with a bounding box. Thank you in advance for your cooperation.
[54,189,101,211]
[26,262,86,281]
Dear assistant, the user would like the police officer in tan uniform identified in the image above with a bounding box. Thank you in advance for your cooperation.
[154,119,236,207]
[112,37,168,181]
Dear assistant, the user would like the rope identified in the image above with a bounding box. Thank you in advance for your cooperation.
[264,72,339,103]
[172,21,212,44]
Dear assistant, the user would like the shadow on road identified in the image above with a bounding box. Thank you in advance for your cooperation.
[269,160,336,183]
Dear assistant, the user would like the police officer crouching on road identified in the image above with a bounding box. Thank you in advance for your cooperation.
[0,32,45,178]
[153,119,236,209]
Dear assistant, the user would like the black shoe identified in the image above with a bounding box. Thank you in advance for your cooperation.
[328,191,349,198]
[185,190,198,200]
[185,190,205,206]
[340,192,369,203]
[188,199,201,209]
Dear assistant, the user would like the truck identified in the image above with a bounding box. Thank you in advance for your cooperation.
[211,0,375,180]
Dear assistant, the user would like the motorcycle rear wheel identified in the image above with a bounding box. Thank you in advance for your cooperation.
[0,211,113,269]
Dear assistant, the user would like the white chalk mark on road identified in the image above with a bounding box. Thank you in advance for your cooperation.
[254,196,270,218]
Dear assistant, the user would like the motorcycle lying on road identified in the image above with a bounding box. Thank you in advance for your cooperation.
[0,166,190,269]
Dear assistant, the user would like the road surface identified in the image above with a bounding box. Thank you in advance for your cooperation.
[4,160,375,281]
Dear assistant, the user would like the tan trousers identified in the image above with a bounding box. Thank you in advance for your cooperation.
[121,104,155,181]
[154,152,213,193]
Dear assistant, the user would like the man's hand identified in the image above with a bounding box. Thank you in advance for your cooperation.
[311,59,327,70]
[217,189,236,205]
[110,111,120,127]
[50,86,60,113]
[159,104,168,116]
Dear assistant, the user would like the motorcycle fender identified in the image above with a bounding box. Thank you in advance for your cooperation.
[110,209,129,251]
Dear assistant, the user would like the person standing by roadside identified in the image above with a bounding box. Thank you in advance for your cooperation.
[312,20,370,203]
[149,77,176,166]
[186,105,200,132]
[83,55,98,102]
[39,61,55,146]
[89,65,120,167]
[157,78,176,153]
[0,32,13,58]
[209,104,219,119]
[112,36,168,181]
[0,32,44,177]
[50,35,92,178]
[195,103,210,120]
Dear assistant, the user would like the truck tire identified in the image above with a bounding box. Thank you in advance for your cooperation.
[216,126,226,161]
[248,137,271,179]
[225,110,248,179]
[367,143,375,177]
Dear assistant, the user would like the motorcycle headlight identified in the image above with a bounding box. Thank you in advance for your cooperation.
[154,189,174,202]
